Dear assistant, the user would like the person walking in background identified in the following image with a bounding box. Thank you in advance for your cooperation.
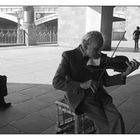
[133,26,140,51]
[52,31,139,133]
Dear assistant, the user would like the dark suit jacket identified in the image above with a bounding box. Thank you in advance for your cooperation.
[133,29,140,40]
[53,45,126,114]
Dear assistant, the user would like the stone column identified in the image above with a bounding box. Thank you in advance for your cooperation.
[17,17,21,43]
[101,6,114,51]
[21,6,36,46]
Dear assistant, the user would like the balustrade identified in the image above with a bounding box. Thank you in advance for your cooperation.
[0,29,25,45]
[36,29,57,44]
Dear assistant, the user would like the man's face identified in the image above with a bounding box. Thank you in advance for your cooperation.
[85,40,101,58]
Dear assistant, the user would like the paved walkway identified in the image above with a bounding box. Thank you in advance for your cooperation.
[0,42,140,134]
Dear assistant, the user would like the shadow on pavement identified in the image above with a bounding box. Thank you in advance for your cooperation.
[0,72,140,134]
[0,83,64,134]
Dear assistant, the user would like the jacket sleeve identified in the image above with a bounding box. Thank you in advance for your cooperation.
[102,70,126,87]
[52,52,81,92]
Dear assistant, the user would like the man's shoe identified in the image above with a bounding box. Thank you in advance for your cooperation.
[0,102,11,109]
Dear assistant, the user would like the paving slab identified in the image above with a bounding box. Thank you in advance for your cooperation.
[118,101,140,113]
[111,95,129,107]
[19,86,49,98]
[41,124,56,134]
[130,121,140,134]
[5,93,32,104]
[7,83,37,94]
[119,109,140,133]
[10,112,55,134]
[39,104,57,122]
[13,99,49,114]
[0,107,27,128]
[0,125,24,134]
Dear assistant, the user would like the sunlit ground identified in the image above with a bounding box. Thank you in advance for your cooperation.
[0,41,139,85]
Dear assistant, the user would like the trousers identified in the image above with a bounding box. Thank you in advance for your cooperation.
[79,91,125,134]
[134,39,139,50]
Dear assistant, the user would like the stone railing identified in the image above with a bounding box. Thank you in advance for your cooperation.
[0,29,25,44]
[36,29,57,44]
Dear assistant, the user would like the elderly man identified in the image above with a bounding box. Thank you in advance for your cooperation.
[53,31,139,134]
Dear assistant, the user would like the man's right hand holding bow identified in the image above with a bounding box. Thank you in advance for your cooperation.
[80,79,99,94]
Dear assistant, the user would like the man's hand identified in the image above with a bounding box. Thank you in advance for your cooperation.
[80,80,98,93]
[122,59,140,77]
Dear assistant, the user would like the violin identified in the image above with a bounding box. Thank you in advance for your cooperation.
[87,55,140,73]
[87,54,140,95]
[87,30,140,74]
[105,55,130,72]
[87,31,140,95]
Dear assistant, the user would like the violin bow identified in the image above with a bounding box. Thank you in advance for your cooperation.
[111,31,126,58]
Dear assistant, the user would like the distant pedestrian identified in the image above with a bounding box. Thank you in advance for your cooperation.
[133,26,140,51]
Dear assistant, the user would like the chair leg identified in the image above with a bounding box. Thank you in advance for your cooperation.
[81,114,85,133]
[74,115,79,134]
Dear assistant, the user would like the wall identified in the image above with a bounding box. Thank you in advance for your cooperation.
[85,6,101,32]
[57,7,87,48]
[125,7,140,40]
[113,6,140,41]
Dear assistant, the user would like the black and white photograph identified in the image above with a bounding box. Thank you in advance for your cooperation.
[0,1,140,138]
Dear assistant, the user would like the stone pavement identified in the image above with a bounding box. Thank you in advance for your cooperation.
[0,41,140,134]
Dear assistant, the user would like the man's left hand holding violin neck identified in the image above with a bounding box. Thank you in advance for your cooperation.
[121,59,140,77]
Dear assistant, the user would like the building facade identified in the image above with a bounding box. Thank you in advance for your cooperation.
[0,6,139,49]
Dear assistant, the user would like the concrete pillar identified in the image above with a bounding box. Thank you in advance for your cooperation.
[17,17,21,43]
[21,6,36,46]
[101,6,114,51]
